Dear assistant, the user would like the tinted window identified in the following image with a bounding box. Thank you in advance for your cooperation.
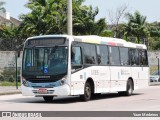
[139,49,148,66]
[23,47,68,75]
[120,47,129,65]
[71,47,82,65]
[109,46,120,65]
[83,44,97,64]
[97,45,109,65]
[130,49,139,66]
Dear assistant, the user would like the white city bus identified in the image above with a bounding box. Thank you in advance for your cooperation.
[21,35,149,101]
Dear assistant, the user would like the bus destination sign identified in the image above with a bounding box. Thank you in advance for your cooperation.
[27,38,65,46]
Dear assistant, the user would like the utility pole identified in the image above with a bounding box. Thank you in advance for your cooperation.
[67,0,72,35]
[156,56,160,75]
[15,51,18,89]
[158,58,160,75]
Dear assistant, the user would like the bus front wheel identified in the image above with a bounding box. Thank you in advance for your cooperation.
[43,96,54,102]
[80,82,92,101]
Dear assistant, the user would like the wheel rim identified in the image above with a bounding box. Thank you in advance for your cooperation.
[85,85,91,98]
[128,82,133,95]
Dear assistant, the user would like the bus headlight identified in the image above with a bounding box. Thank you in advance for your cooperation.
[60,77,66,86]
[22,77,29,87]
[60,80,65,86]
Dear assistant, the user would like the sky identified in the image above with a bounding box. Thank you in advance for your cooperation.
[3,0,160,23]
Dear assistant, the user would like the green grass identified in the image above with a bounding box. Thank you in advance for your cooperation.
[0,81,21,86]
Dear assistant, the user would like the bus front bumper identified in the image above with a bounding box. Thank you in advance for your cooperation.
[21,84,70,97]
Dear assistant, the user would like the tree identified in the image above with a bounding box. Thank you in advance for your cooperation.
[108,4,128,38]
[124,11,149,43]
[100,30,114,37]
[0,25,24,51]
[73,6,106,35]
[148,22,160,37]
[147,22,160,50]
[0,1,6,12]
[152,39,160,50]
[20,0,67,36]
[20,0,107,37]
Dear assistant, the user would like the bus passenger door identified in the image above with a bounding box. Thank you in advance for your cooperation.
[109,46,122,92]
[110,66,122,92]
[96,66,110,93]
[96,45,110,93]
[138,49,149,88]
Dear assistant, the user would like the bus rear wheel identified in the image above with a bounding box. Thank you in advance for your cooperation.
[118,79,133,96]
[126,79,133,96]
[43,96,54,102]
[80,82,92,101]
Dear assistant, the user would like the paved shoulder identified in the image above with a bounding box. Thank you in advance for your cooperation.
[0,86,21,95]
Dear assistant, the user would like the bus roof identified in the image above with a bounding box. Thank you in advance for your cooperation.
[27,34,69,40]
[73,35,147,49]
[26,35,147,49]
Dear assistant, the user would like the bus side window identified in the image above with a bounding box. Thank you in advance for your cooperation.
[71,47,82,70]
[130,48,139,66]
[120,47,129,66]
[109,46,121,66]
[144,50,148,66]
[139,49,148,66]
[83,44,97,64]
[97,45,109,65]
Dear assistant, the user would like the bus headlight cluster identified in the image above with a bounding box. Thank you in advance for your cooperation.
[60,80,65,86]
[60,77,66,86]
[22,77,29,87]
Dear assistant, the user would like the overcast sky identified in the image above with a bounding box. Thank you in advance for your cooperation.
[3,0,160,23]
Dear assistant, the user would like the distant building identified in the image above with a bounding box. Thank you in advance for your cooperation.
[0,11,21,28]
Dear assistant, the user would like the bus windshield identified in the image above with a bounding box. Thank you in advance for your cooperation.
[23,46,68,76]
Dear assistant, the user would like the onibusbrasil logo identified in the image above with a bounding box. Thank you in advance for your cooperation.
[2,112,42,118]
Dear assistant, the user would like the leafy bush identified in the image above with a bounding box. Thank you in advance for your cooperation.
[0,81,21,86]
[1,68,16,82]
[0,75,4,82]
[9,76,14,82]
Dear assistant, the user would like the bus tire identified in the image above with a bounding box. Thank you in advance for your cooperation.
[80,82,92,101]
[125,79,133,96]
[118,79,133,96]
[43,96,54,102]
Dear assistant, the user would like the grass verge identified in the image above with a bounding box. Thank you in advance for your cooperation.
[0,81,21,86]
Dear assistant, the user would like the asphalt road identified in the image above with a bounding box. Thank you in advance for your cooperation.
[0,86,160,120]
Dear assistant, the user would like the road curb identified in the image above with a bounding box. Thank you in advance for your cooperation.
[0,86,21,96]
[149,83,160,86]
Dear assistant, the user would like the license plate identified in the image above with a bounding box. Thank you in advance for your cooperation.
[38,88,47,94]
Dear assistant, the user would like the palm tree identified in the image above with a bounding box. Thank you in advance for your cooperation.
[20,0,68,36]
[124,11,149,43]
[148,22,160,37]
[0,1,6,12]
[20,0,106,37]
[73,6,106,35]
